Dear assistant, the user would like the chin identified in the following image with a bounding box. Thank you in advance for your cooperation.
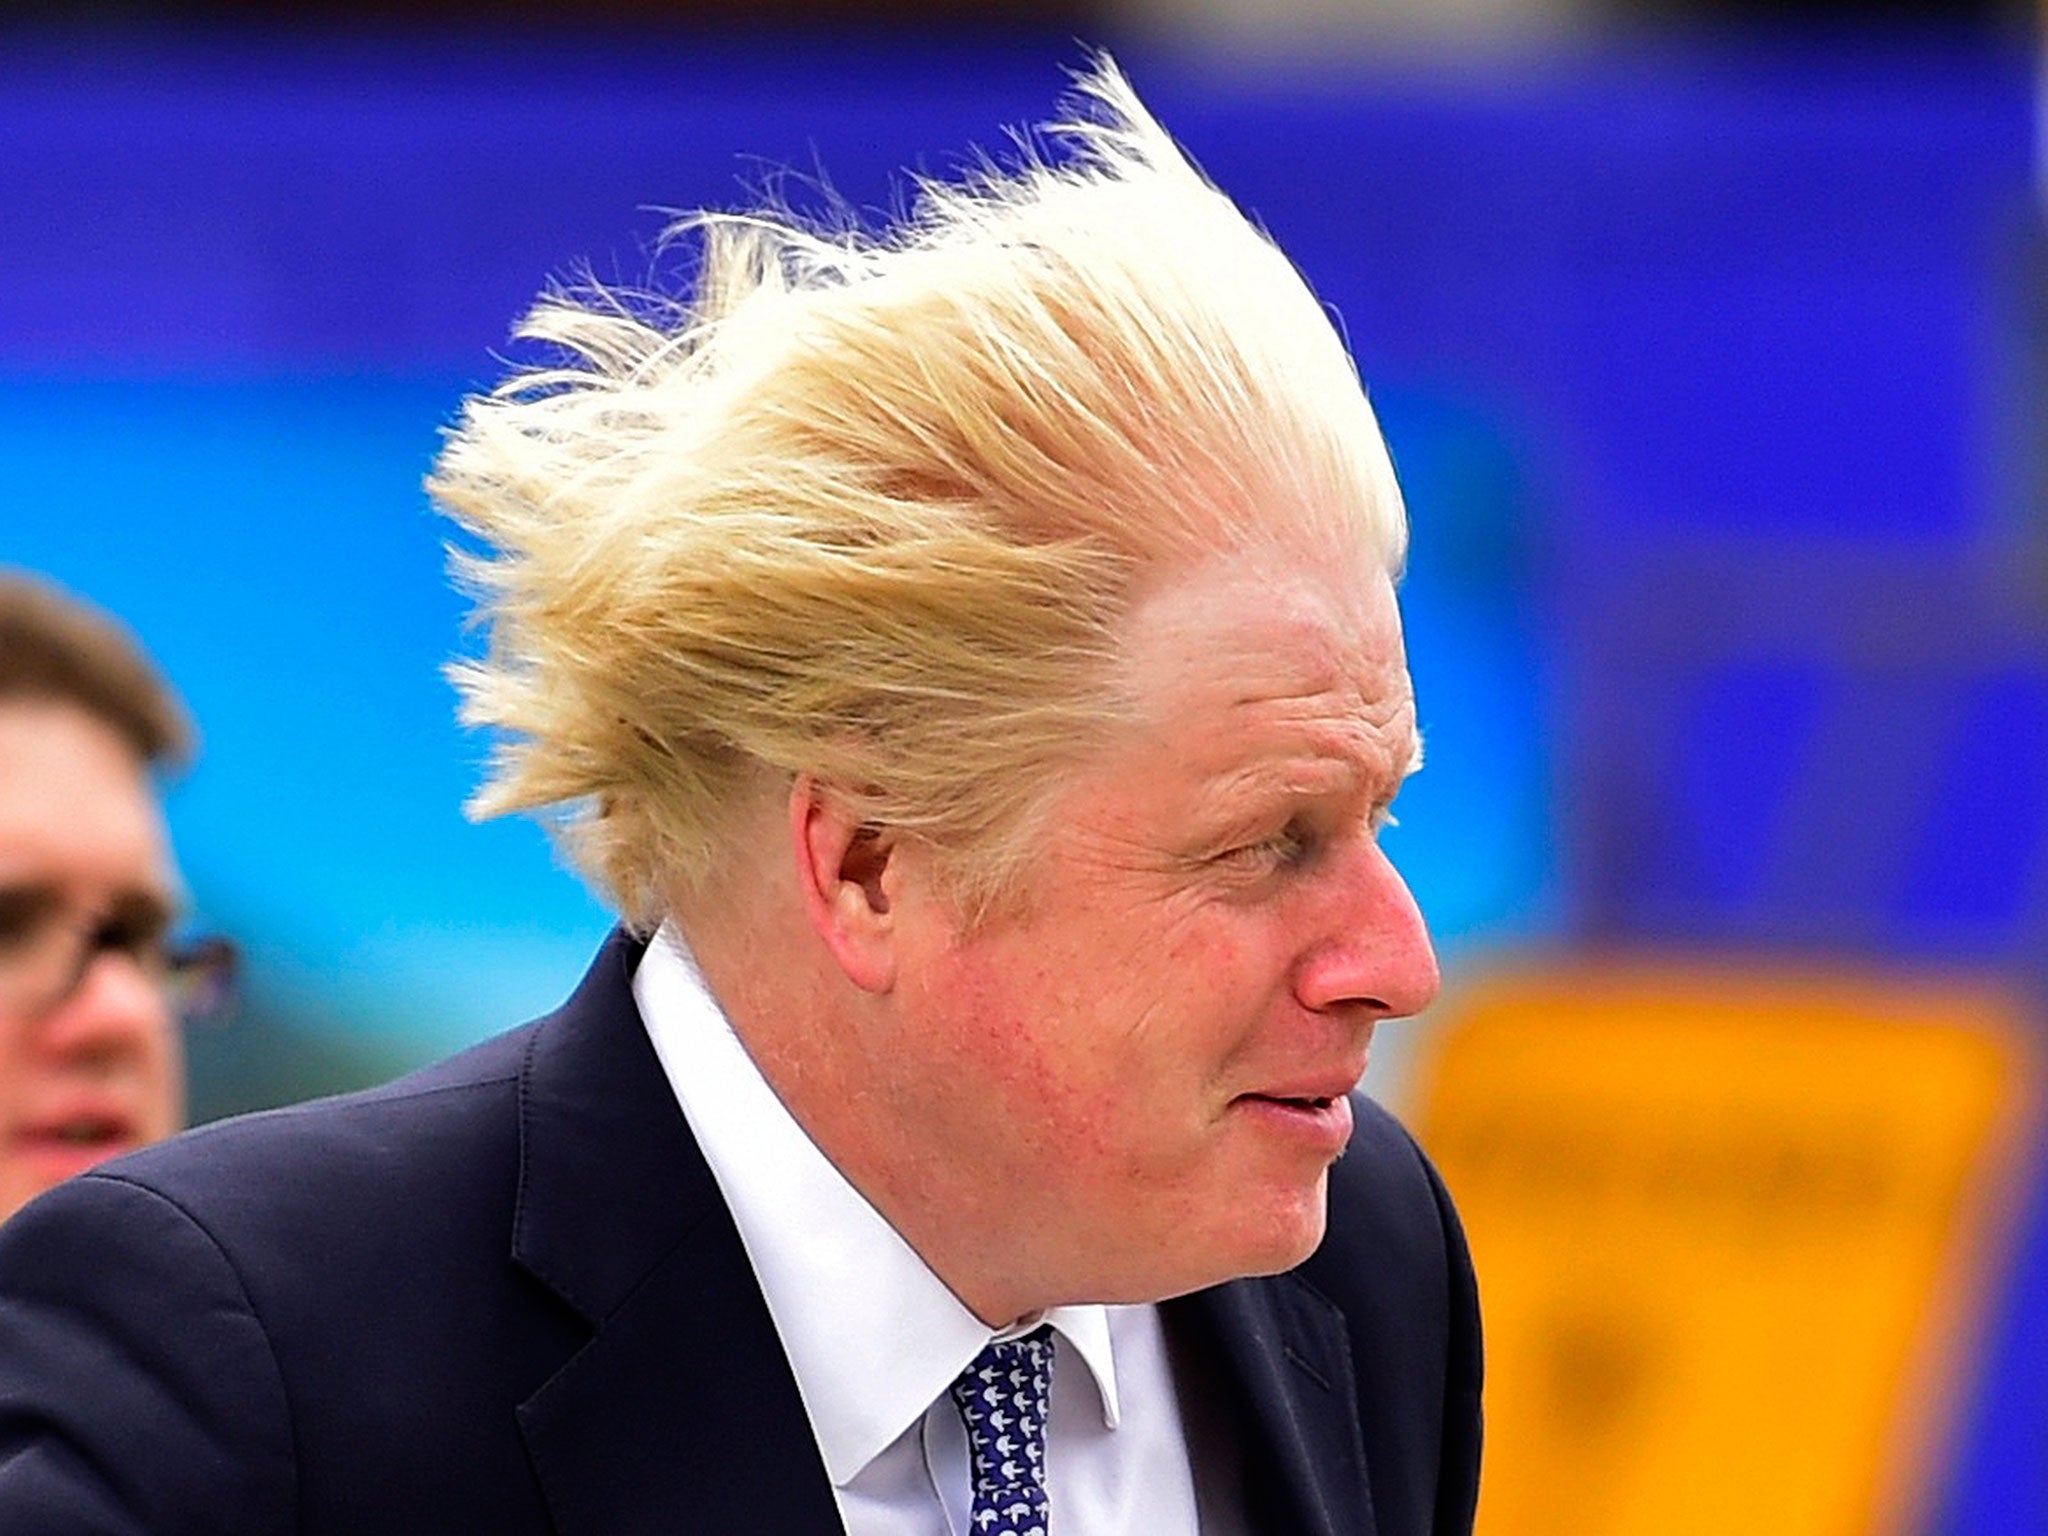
[1084,1169,1334,1302]
[1206,1174,1332,1286]
[1259,1206,1330,1274]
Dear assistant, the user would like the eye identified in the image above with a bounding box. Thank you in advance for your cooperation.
[93,917,153,960]
[92,895,174,969]
[0,886,61,955]
[1216,818,1317,873]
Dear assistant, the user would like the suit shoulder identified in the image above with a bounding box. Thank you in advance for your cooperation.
[1306,1093,1468,1309]
[78,1018,540,1238]
[1330,1093,1449,1219]
[1298,1095,1484,1536]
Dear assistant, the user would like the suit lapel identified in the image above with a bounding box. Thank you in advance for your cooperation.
[1168,1273,1377,1536]
[509,932,843,1535]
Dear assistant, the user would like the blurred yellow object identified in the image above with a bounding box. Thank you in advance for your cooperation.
[1409,960,2040,1536]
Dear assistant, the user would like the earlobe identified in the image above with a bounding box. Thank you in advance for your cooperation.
[789,776,899,993]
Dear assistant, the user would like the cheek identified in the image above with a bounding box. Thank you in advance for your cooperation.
[1030,909,1275,1074]
[916,899,1293,1158]
[1124,906,1291,1058]
[150,1020,186,1135]
[942,953,1103,1104]
[913,950,1140,1182]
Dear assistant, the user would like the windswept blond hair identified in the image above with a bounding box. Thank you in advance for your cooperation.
[432,58,1407,926]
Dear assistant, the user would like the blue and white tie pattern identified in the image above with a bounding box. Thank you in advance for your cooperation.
[948,1325,1054,1535]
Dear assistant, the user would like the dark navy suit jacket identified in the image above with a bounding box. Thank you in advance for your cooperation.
[0,932,1481,1534]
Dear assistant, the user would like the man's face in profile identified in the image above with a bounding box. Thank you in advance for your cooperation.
[0,701,184,1223]
[877,545,1440,1310]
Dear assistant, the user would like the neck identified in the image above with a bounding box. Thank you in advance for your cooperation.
[679,907,1049,1329]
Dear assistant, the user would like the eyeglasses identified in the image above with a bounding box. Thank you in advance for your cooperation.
[0,892,238,1026]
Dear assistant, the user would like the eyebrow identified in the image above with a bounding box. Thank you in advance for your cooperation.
[101,888,176,941]
[1217,728,1423,809]
[0,883,65,934]
[0,882,176,939]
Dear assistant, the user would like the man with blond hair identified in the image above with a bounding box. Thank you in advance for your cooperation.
[0,63,1479,1535]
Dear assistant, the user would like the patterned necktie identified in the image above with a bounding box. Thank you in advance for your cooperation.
[948,1324,1055,1535]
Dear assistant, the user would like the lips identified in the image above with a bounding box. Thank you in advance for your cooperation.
[11,1102,143,1180]
[1230,1074,1360,1156]
[27,1115,132,1148]
[1239,1062,1367,1110]
[1247,1092,1339,1111]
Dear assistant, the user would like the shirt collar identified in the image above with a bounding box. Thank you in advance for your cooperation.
[632,923,1122,1487]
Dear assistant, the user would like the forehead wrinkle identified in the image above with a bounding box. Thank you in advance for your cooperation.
[1191,698,1417,817]
[1211,609,1411,714]
[1215,656,1415,749]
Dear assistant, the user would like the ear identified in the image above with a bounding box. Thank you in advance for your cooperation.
[788,775,901,994]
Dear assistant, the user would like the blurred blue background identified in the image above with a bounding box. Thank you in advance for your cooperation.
[3,9,2042,1530]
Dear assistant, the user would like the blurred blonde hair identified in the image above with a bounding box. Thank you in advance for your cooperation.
[0,569,193,770]
[432,58,1407,927]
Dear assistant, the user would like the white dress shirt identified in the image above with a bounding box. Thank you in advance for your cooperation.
[633,923,1241,1535]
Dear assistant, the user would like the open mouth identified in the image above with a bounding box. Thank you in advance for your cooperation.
[1248,1094,1336,1111]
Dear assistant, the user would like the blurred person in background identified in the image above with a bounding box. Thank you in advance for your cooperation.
[0,63,1477,1535]
[0,571,231,1224]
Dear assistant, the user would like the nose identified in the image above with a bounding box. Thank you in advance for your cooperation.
[31,949,177,1074]
[1293,838,1440,1019]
